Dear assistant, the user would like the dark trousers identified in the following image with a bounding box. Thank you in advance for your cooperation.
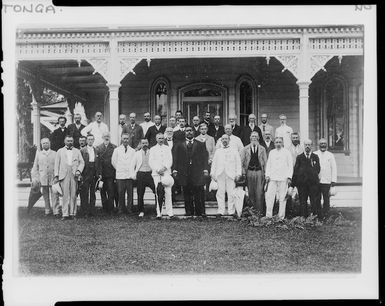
[100,177,116,213]
[298,183,321,217]
[136,171,155,213]
[319,183,331,218]
[116,179,133,213]
[80,165,97,215]
[183,183,205,216]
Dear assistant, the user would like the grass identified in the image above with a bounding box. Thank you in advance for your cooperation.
[18,206,361,275]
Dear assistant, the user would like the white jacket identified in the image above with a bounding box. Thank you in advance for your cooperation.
[111,145,136,179]
[314,150,337,184]
[265,148,293,181]
[148,144,173,176]
[216,134,244,154]
[211,147,242,180]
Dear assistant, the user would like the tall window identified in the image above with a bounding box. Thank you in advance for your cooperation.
[152,78,169,124]
[239,81,253,126]
[324,77,348,151]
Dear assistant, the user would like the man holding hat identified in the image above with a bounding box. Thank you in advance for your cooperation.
[149,133,174,218]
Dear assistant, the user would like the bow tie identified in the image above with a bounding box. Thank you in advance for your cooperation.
[66,147,72,150]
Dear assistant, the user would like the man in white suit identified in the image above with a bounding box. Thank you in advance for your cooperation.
[54,135,85,220]
[211,134,242,217]
[31,138,59,216]
[149,133,174,218]
[265,137,293,220]
[81,112,109,147]
[314,138,337,219]
[133,138,156,218]
[111,133,136,215]
[216,124,244,154]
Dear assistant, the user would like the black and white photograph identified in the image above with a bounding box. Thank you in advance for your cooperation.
[2,2,378,304]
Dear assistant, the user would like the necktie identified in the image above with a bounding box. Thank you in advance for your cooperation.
[253,145,256,154]
[263,125,265,132]
[124,146,127,153]
[307,153,310,159]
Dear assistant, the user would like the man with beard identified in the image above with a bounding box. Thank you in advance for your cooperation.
[145,115,166,147]
[172,126,209,217]
[164,127,174,150]
[259,113,274,140]
[292,139,321,218]
[201,111,214,131]
[228,114,242,138]
[263,131,275,158]
[67,113,85,149]
[288,132,304,165]
[173,117,187,144]
[50,116,68,152]
[208,115,225,144]
[118,114,127,145]
[78,136,87,149]
[122,112,144,150]
[96,132,117,214]
[54,136,85,220]
[140,112,155,136]
[216,124,244,154]
[241,113,266,147]
[314,138,337,219]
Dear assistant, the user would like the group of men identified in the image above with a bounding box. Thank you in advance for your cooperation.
[31,109,337,221]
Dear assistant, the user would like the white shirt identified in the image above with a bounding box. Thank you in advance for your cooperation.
[81,121,109,147]
[149,144,173,176]
[249,123,255,131]
[87,145,95,162]
[111,144,136,179]
[118,124,126,145]
[166,138,173,150]
[140,121,155,136]
[172,125,180,132]
[288,144,304,165]
[216,134,244,154]
[259,123,274,137]
[42,149,51,156]
[275,124,293,148]
[65,147,73,166]
[211,146,242,180]
[314,150,337,184]
[265,148,293,181]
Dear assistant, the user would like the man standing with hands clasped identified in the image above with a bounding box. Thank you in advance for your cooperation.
[264,137,293,220]
[172,126,209,218]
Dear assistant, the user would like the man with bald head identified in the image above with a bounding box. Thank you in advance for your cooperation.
[81,112,109,147]
[241,113,265,147]
[228,114,242,138]
[292,139,321,218]
[216,124,244,154]
[145,115,166,147]
[140,112,155,136]
[122,112,144,149]
[192,116,201,137]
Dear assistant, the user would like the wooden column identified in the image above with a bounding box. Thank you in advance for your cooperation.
[30,98,41,146]
[107,83,120,146]
[297,81,311,141]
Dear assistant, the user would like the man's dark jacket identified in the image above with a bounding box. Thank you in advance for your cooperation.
[96,142,117,179]
[145,125,166,147]
[292,152,321,187]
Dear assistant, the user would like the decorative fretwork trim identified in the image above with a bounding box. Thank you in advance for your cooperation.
[119,58,143,79]
[309,55,335,79]
[275,55,299,79]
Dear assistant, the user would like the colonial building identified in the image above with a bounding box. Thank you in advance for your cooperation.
[16,25,363,194]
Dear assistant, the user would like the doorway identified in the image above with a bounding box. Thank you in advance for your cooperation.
[179,83,226,125]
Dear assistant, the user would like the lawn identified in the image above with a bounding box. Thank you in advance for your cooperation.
[18,207,361,275]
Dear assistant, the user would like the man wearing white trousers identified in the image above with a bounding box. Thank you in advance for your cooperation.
[149,133,174,218]
[54,136,85,220]
[264,137,293,220]
[211,134,242,217]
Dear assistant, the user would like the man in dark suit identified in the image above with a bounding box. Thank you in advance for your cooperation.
[122,112,144,149]
[80,134,101,217]
[208,115,225,143]
[172,126,209,217]
[192,116,201,137]
[292,139,321,218]
[263,131,275,158]
[67,113,86,149]
[201,111,215,131]
[228,114,242,138]
[145,115,166,147]
[96,132,117,214]
[173,117,187,144]
[50,116,68,152]
[241,113,266,148]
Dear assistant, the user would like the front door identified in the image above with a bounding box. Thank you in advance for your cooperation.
[181,84,225,125]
